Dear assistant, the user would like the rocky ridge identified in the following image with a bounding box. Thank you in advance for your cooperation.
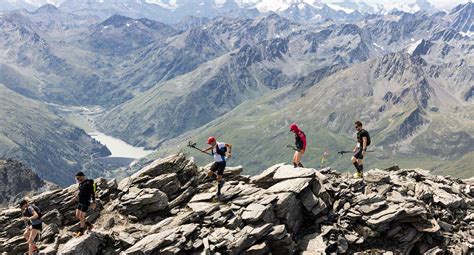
[0,154,472,254]
[0,159,56,207]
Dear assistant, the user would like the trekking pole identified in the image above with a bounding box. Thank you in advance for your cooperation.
[337,150,352,155]
[338,150,374,156]
[187,141,212,156]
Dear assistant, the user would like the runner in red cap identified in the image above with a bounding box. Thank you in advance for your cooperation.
[201,136,233,197]
[290,123,306,168]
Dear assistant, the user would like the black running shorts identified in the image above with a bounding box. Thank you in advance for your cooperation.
[31,223,42,231]
[354,148,364,160]
[77,202,90,213]
[210,161,226,176]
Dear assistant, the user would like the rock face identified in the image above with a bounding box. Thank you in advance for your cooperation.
[0,159,56,207]
[0,154,472,254]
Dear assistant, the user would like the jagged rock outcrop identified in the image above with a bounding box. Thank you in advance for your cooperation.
[0,159,56,207]
[0,154,472,254]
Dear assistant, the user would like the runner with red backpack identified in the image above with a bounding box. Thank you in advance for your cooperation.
[290,123,307,168]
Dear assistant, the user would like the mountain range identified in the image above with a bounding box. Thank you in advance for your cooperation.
[1,0,447,24]
[100,3,473,176]
[0,1,472,186]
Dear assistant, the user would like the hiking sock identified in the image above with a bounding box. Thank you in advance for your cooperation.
[358,164,364,173]
[32,244,39,253]
[298,163,304,168]
[217,180,224,195]
[353,162,360,172]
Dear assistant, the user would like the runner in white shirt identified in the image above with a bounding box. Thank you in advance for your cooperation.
[202,136,232,197]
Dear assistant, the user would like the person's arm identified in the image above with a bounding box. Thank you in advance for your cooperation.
[201,146,213,154]
[362,137,368,155]
[91,185,96,202]
[203,146,213,152]
[225,144,232,158]
[28,207,38,221]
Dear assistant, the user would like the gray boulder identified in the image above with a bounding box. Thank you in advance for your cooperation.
[58,232,108,255]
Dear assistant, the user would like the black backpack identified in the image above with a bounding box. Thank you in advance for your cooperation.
[82,179,97,199]
[212,144,227,157]
[25,204,42,219]
[364,130,371,146]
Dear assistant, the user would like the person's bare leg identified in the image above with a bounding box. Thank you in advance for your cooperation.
[351,156,360,172]
[23,228,30,242]
[207,170,216,180]
[351,156,357,164]
[295,151,304,167]
[75,209,81,221]
[28,229,38,255]
[292,151,298,167]
[75,208,83,234]
[79,211,86,231]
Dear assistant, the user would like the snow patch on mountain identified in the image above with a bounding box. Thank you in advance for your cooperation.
[145,0,179,9]
[406,39,423,54]
[327,3,354,14]
[459,31,473,37]
[22,0,62,6]
[373,42,384,50]
[248,0,323,12]
[378,0,438,14]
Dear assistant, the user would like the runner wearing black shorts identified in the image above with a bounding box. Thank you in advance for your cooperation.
[210,161,226,176]
[77,202,90,213]
[353,147,364,160]
[203,136,232,196]
[31,223,43,231]
[20,199,42,254]
[74,172,96,236]
[351,121,371,178]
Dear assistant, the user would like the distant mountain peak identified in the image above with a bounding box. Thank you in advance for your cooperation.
[373,52,426,81]
[100,14,135,27]
[33,3,60,14]
[450,1,473,14]
[446,2,473,35]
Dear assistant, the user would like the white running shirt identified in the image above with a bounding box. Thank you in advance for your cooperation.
[213,142,227,162]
